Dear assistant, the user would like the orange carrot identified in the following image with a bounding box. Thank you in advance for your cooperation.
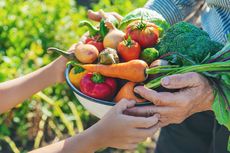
[81,60,148,82]
[114,82,146,103]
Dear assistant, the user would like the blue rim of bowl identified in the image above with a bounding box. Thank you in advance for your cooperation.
[65,65,152,106]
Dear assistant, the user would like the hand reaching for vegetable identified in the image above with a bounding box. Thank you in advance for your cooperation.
[88,9,123,22]
[30,99,159,153]
[125,72,214,127]
[0,43,79,113]
[91,99,160,150]
[54,43,80,83]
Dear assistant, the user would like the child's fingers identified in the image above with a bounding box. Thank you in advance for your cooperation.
[115,99,136,113]
[127,114,160,128]
[67,43,80,53]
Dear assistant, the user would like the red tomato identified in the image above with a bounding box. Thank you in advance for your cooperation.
[125,20,159,48]
[85,35,104,52]
[85,37,94,43]
[87,40,104,52]
[117,38,141,62]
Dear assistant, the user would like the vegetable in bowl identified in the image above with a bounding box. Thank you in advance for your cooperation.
[119,8,170,35]
[48,9,230,147]
[65,65,152,118]
[140,48,159,64]
[157,22,224,65]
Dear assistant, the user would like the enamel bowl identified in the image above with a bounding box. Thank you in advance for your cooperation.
[65,65,152,118]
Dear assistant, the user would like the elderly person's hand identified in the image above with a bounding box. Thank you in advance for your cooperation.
[126,72,214,127]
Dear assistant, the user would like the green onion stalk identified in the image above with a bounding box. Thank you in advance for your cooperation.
[145,60,230,89]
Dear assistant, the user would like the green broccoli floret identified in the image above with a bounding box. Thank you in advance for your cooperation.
[157,22,224,65]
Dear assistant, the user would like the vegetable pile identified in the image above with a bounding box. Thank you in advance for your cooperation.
[49,8,168,102]
[49,8,230,149]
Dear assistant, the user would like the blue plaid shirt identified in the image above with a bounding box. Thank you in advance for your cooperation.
[145,0,230,44]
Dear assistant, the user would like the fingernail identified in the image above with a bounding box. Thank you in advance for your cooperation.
[162,77,170,86]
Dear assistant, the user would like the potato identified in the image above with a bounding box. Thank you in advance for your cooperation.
[75,44,99,64]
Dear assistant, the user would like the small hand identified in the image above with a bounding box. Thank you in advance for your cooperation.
[90,99,160,150]
[52,43,80,83]
[126,72,214,127]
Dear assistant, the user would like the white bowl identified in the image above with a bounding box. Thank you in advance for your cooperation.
[65,65,152,118]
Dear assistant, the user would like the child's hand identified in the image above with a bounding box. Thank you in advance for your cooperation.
[52,43,79,83]
[87,99,160,150]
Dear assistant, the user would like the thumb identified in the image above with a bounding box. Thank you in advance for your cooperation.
[67,43,81,53]
[115,99,136,114]
[161,72,202,89]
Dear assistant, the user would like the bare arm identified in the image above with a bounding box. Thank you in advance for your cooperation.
[0,56,67,114]
[30,100,160,153]
[29,128,99,153]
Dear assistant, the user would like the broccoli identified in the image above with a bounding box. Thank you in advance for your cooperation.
[157,22,224,65]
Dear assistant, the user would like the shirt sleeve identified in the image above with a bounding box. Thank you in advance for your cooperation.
[144,0,204,25]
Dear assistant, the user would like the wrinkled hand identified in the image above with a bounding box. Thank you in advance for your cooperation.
[87,9,123,22]
[126,72,214,127]
[91,99,160,150]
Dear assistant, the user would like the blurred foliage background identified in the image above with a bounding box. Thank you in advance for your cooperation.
[0,0,159,152]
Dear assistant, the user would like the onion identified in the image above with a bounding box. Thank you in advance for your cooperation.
[75,44,99,64]
[103,21,125,49]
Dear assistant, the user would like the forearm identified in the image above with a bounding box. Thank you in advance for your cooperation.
[0,56,67,113]
[29,127,102,153]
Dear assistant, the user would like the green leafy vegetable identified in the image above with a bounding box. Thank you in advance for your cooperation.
[99,20,109,38]
[157,22,224,65]
[212,81,230,131]
[146,40,230,151]
[119,8,170,35]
